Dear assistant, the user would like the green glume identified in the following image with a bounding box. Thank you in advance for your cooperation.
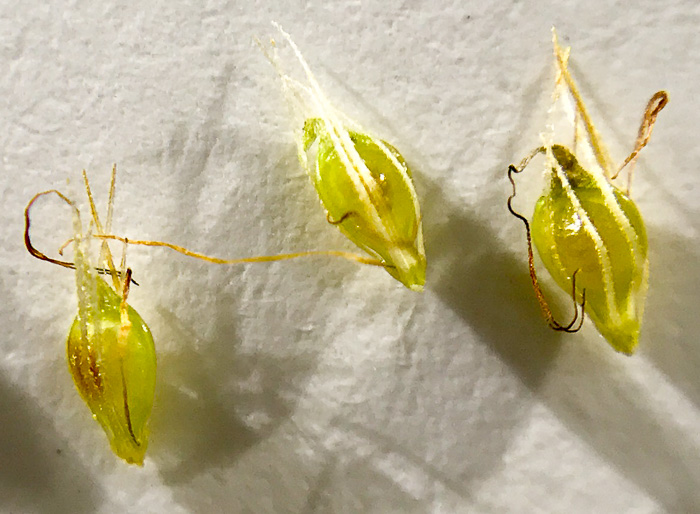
[67,277,156,465]
[303,118,426,291]
[509,29,667,355]
[264,24,426,291]
[532,145,648,354]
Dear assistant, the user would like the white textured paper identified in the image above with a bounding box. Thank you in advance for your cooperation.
[1,1,699,513]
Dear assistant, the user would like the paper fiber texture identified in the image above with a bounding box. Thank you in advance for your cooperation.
[1,1,699,512]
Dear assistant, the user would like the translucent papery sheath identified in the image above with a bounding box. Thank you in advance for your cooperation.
[533,144,648,354]
[266,24,426,291]
[67,195,156,465]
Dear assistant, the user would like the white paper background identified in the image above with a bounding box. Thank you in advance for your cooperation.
[1,1,699,513]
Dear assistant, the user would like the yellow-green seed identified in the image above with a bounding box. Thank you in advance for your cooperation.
[67,278,156,465]
[304,118,426,291]
[532,145,648,354]
[262,25,427,291]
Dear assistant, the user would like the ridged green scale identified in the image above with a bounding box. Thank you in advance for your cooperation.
[304,118,426,291]
[67,278,156,465]
[532,145,648,354]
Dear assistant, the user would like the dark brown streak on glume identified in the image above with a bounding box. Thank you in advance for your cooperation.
[120,357,140,446]
[70,342,103,400]
[326,211,356,225]
[88,350,103,394]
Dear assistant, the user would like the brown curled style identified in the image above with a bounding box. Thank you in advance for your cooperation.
[507,164,586,333]
[613,90,669,191]
[24,190,139,285]
[24,190,80,271]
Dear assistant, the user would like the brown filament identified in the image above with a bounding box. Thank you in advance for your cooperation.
[92,234,386,268]
[613,91,669,193]
[24,190,138,285]
[120,268,132,306]
[26,174,388,290]
[24,190,79,272]
[507,164,586,333]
